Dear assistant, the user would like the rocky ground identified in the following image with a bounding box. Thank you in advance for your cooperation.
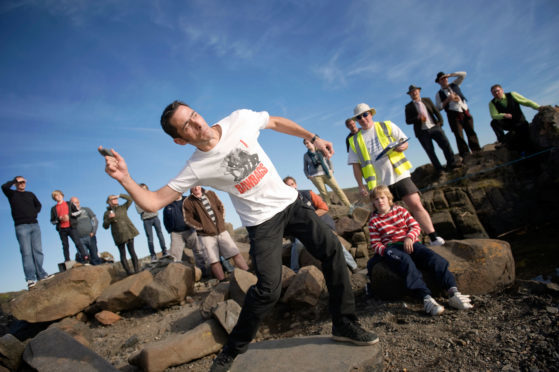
[2,230,558,371]
[82,273,559,371]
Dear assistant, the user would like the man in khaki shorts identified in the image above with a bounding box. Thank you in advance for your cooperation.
[183,186,248,280]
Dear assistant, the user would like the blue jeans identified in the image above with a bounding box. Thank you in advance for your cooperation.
[58,227,87,261]
[380,242,457,299]
[143,217,167,256]
[78,235,102,265]
[15,223,48,281]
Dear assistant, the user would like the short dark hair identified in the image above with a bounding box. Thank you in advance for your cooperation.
[160,100,190,139]
[490,84,502,92]
[283,176,296,184]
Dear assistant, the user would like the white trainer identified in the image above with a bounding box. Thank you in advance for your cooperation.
[448,292,473,310]
[424,296,445,316]
[430,236,445,246]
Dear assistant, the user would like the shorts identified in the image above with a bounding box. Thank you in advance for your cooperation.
[198,231,240,265]
[388,177,419,201]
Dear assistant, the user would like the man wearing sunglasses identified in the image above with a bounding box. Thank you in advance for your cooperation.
[347,103,445,246]
[101,101,379,372]
[2,176,52,289]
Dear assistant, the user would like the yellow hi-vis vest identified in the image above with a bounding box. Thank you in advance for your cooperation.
[349,121,412,191]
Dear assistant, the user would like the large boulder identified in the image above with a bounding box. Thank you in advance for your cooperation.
[129,319,227,372]
[281,265,325,307]
[368,239,515,299]
[22,327,119,372]
[335,216,364,237]
[0,334,24,371]
[530,105,559,149]
[229,269,257,306]
[96,270,153,312]
[200,282,230,319]
[47,317,91,347]
[140,262,195,309]
[231,335,383,372]
[212,299,242,334]
[7,265,112,323]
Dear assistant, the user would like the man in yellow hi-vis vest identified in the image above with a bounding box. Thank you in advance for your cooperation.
[347,103,445,246]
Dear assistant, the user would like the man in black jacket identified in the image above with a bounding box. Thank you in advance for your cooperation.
[405,85,457,172]
[2,176,52,289]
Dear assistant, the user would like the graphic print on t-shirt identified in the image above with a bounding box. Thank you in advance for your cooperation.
[222,141,269,194]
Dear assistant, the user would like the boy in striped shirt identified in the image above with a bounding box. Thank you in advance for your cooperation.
[367,185,473,315]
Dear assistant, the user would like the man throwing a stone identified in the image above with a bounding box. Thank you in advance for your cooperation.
[100,101,378,372]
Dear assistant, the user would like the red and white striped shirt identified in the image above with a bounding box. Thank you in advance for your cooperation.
[368,205,421,256]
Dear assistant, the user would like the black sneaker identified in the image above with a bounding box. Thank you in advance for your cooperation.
[210,349,237,372]
[332,319,379,346]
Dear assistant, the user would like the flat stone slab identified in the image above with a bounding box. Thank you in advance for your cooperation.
[231,335,383,372]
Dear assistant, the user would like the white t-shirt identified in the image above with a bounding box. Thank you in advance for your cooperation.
[168,109,297,227]
[347,121,410,186]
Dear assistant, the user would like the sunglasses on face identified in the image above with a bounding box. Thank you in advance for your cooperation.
[356,112,370,120]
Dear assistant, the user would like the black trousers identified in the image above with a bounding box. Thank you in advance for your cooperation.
[58,227,87,261]
[226,199,356,354]
[447,110,481,157]
[117,239,139,274]
[491,119,532,152]
[417,126,456,170]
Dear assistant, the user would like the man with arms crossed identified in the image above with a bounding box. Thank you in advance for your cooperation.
[100,101,378,372]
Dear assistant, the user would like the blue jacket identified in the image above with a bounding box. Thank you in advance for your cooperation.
[163,196,189,233]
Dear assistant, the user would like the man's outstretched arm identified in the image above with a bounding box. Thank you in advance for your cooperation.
[266,116,334,159]
[100,146,180,212]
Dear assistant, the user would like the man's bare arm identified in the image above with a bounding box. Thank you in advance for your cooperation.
[352,163,369,197]
[266,116,334,159]
[100,146,180,212]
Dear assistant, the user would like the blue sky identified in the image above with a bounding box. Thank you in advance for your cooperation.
[1,0,558,292]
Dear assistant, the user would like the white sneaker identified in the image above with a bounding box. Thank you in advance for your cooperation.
[424,296,445,316]
[40,274,55,281]
[448,292,473,310]
[430,236,445,246]
[27,280,37,289]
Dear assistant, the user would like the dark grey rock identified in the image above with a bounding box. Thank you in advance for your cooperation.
[23,327,118,371]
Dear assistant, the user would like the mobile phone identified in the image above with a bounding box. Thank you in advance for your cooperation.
[98,148,114,157]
